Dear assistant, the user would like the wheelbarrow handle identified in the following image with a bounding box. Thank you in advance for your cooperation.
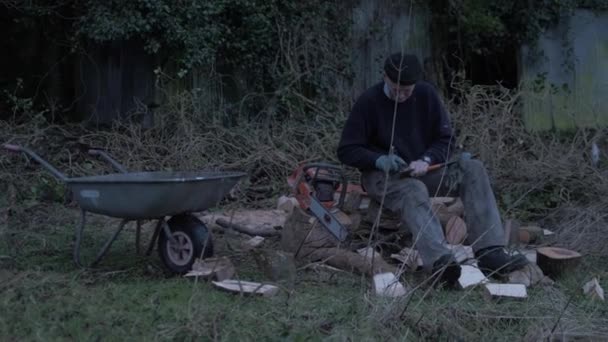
[2,143,21,152]
[87,149,128,173]
[2,143,68,182]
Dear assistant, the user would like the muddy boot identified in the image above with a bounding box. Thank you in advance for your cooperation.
[432,254,462,288]
[476,246,528,276]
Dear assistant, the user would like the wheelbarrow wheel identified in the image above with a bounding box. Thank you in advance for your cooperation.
[158,214,214,274]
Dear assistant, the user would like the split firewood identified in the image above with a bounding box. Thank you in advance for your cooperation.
[432,203,467,244]
[446,198,464,217]
[446,244,474,264]
[185,257,235,281]
[483,283,527,300]
[458,265,488,289]
[362,200,400,230]
[216,218,280,237]
[212,280,279,297]
[277,196,299,214]
[391,247,424,270]
[359,197,370,210]
[508,263,552,287]
[536,247,582,278]
[515,249,538,264]
[357,247,383,264]
[582,278,605,301]
[280,208,396,276]
[342,191,363,214]
[372,272,409,298]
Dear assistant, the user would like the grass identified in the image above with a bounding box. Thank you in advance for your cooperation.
[1,201,607,341]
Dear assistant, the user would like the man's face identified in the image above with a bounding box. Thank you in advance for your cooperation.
[384,74,415,102]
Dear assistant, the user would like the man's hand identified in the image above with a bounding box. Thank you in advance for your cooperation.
[375,155,407,173]
[408,160,429,177]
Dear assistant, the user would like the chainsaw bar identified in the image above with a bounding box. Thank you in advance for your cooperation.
[308,196,348,242]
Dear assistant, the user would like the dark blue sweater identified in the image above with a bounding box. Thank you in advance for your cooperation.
[337,81,454,170]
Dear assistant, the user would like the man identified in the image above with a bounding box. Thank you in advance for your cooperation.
[337,52,528,286]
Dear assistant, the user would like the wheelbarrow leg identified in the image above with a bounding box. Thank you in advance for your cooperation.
[90,219,128,267]
[73,209,129,268]
[146,219,164,256]
[135,220,142,255]
[73,209,87,268]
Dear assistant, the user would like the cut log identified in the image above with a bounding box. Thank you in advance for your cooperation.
[185,257,235,281]
[216,218,280,237]
[582,278,605,301]
[484,283,527,300]
[458,265,488,289]
[342,191,363,214]
[445,216,467,245]
[430,197,457,206]
[308,247,397,276]
[536,247,582,278]
[212,280,279,297]
[363,200,401,230]
[372,272,409,298]
[518,225,545,244]
[431,203,452,226]
[504,219,521,246]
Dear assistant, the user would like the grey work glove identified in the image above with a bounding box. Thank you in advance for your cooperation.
[408,160,430,177]
[375,154,407,173]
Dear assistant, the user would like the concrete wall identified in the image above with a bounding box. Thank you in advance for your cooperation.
[521,9,608,131]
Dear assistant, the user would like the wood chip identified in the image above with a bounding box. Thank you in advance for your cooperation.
[241,236,265,251]
[212,280,279,297]
[446,244,474,264]
[484,283,527,299]
[521,249,537,264]
[186,257,235,281]
[357,247,383,264]
[583,278,605,301]
[430,197,457,206]
[391,247,423,270]
[458,265,488,289]
[372,272,408,298]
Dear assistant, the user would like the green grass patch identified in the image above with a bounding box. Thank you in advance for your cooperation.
[1,203,607,341]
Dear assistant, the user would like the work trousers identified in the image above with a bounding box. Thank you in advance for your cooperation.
[361,159,504,267]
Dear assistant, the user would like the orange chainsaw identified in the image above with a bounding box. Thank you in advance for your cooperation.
[287,163,349,242]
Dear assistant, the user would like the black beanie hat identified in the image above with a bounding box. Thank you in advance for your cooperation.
[384,53,422,85]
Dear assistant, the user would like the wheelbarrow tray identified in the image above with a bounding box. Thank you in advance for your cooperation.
[67,171,246,220]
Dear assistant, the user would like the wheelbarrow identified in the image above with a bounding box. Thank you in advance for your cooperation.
[2,143,246,274]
